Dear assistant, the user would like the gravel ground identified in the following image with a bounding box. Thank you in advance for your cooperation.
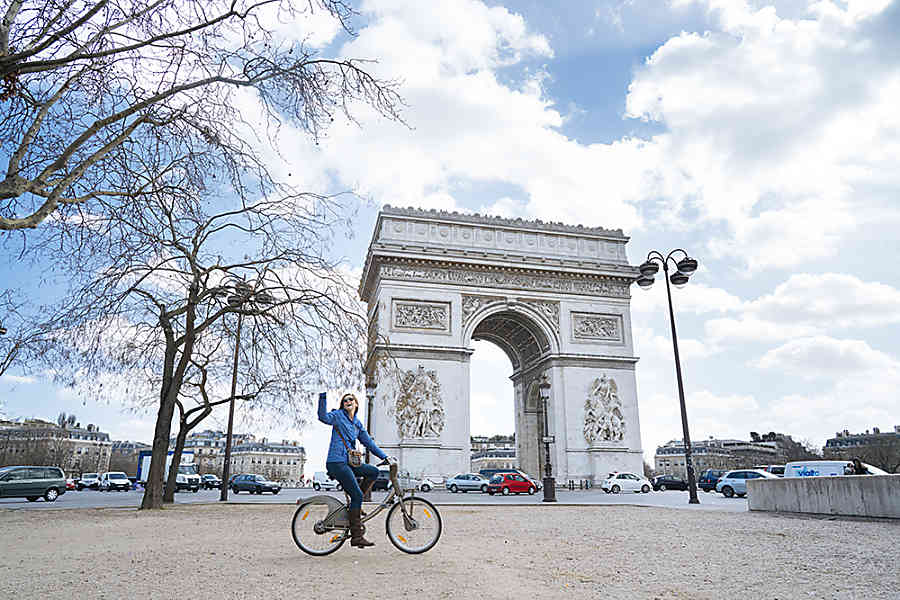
[1,504,897,599]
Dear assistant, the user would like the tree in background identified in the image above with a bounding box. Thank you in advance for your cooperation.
[28,185,368,509]
[2,1,405,509]
[0,0,402,231]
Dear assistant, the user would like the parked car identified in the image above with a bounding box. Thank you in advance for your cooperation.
[231,474,281,495]
[751,464,786,476]
[715,469,779,498]
[601,472,652,494]
[202,474,222,489]
[446,473,489,493]
[77,472,100,490]
[697,469,726,492]
[65,478,76,491]
[420,476,442,492]
[99,471,132,491]
[0,466,67,502]
[652,474,688,491]
[486,472,537,496]
[312,471,341,492]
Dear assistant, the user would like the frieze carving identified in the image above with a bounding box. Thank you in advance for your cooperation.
[572,312,622,341]
[520,299,560,333]
[584,374,625,444]
[392,300,449,331]
[396,365,444,439]
[382,204,626,237]
[462,294,504,326]
[380,263,630,299]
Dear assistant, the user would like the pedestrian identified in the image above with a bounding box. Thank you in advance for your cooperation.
[318,391,391,548]
[850,458,870,475]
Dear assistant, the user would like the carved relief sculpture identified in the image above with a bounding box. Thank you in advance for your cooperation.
[380,263,630,299]
[393,301,449,331]
[461,294,504,326]
[520,299,560,334]
[395,365,445,439]
[572,313,621,341]
[583,374,625,444]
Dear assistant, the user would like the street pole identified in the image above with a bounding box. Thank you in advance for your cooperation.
[662,260,700,504]
[363,381,376,502]
[219,312,242,502]
[638,250,700,505]
[539,375,556,503]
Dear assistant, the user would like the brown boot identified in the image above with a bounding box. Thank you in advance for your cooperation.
[349,508,375,548]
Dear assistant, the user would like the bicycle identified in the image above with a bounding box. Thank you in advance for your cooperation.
[291,460,442,555]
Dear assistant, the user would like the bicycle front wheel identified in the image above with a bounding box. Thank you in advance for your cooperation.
[292,500,347,556]
[385,496,442,554]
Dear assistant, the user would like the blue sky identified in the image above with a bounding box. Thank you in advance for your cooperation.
[3,0,900,474]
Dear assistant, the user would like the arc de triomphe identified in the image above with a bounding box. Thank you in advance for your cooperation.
[360,206,643,481]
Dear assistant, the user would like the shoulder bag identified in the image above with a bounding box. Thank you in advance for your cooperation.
[335,424,363,467]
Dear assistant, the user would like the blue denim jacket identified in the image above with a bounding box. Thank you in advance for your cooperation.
[318,394,387,464]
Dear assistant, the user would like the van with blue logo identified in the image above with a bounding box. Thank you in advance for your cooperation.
[783,460,887,478]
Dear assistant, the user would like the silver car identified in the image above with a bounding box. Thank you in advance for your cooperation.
[446,473,489,493]
[716,469,778,498]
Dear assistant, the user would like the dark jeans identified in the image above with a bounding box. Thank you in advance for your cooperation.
[325,461,379,510]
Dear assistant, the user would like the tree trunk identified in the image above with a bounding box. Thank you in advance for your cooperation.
[140,395,177,509]
[164,428,188,503]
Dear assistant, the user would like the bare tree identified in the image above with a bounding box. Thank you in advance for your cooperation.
[0,0,403,232]
[30,182,368,509]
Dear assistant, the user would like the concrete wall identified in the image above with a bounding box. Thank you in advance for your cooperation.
[748,475,900,519]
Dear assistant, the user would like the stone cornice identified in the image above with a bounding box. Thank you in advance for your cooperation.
[381,204,628,238]
[360,256,636,302]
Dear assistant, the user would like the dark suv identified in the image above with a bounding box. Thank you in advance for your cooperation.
[0,466,67,502]
[697,469,726,492]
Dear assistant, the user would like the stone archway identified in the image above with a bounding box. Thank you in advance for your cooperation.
[360,206,644,482]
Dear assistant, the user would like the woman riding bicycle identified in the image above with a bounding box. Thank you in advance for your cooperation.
[318,391,389,548]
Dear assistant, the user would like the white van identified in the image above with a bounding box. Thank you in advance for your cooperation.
[783,460,888,478]
[312,471,341,491]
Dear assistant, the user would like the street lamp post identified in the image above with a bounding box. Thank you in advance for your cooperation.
[219,280,274,502]
[636,249,700,504]
[363,379,376,502]
[539,374,556,503]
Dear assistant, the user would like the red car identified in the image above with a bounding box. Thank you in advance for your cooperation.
[486,472,537,496]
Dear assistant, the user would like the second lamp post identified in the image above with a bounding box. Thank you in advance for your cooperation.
[219,279,274,502]
[636,249,701,504]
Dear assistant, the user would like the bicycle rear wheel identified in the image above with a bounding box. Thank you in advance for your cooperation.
[292,500,347,556]
[385,496,442,554]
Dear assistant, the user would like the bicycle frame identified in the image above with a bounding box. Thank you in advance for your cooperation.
[300,462,417,537]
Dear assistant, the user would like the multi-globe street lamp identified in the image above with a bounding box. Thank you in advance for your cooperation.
[539,374,556,503]
[636,249,701,504]
[219,279,274,502]
[363,379,376,502]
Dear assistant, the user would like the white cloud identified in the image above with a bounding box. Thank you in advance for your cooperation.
[754,335,900,379]
[704,273,900,345]
[624,0,900,270]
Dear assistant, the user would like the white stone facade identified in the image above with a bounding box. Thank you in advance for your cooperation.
[360,206,643,482]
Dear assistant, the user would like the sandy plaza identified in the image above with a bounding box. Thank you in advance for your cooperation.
[1,504,897,600]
